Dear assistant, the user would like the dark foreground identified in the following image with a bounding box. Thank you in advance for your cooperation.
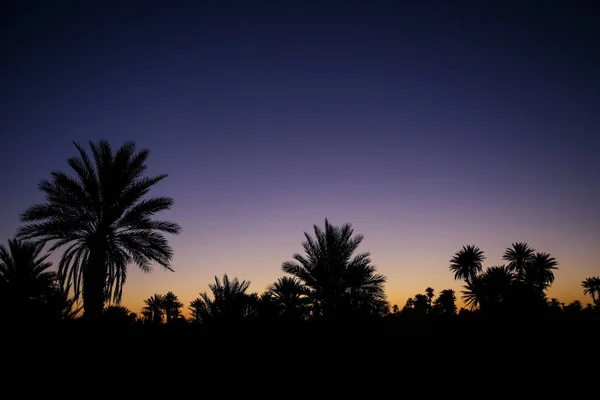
[5,318,597,394]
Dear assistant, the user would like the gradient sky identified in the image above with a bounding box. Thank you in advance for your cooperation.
[1,1,599,314]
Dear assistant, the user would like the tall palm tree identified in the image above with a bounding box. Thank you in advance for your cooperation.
[267,276,307,319]
[189,274,252,324]
[0,238,57,320]
[449,245,485,283]
[503,242,535,278]
[281,218,387,319]
[581,276,600,306]
[17,140,181,321]
[142,294,165,324]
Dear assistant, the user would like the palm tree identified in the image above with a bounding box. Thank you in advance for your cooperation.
[581,277,600,306]
[17,140,181,321]
[281,218,387,319]
[0,238,57,320]
[162,291,183,324]
[433,289,457,317]
[449,245,485,283]
[425,287,435,307]
[412,293,430,316]
[523,252,558,295]
[142,294,165,324]
[461,274,486,311]
[267,276,308,319]
[503,242,535,278]
[189,274,252,324]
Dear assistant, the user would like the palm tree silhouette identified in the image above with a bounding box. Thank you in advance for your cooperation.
[461,274,486,311]
[142,294,165,324]
[188,274,252,324]
[449,245,485,283]
[281,218,387,319]
[425,287,435,307]
[503,242,535,278]
[0,238,57,321]
[581,277,600,306]
[523,252,558,297]
[267,276,308,319]
[433,289,457,316]
[17,140,181,321]
[162,291,183,324]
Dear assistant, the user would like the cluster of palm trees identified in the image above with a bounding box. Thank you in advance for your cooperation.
[1,139,599,326]
[448,243,562,317]
[183,219,388,324]
[140,291,184,324]
[393,287,458,319]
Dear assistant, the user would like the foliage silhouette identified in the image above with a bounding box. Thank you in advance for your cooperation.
[163,291,184,324]
[451,243,560,319]
[281,218,388,320]
[503,242,535,278]
[17,139,181,321]
[266,276,308,320]
[0,238,58,321]
[581,276,600,306]
[189,274,252,324]
[432,289,457,317]
[449,245,485,282]
[142,293,165,324]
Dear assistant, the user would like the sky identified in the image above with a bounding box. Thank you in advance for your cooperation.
[1,0,599,314]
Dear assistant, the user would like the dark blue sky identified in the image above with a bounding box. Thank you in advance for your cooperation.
[1,1,599,309]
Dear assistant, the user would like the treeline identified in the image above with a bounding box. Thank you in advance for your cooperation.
[1,140,599,328]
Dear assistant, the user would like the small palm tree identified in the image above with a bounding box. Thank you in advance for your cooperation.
[142,294,165,324]
[267,276,308,319]
[17,140,181,321]
[433,289,457,316]
[282,218,387,319]
[0,238,57,320]
[581,277,600,306]
[162,291,183,324]
[189,274,252,324]
[425,287,435,307]
[449,245,485,283]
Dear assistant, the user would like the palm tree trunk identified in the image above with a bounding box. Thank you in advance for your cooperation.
[82,252,107,322]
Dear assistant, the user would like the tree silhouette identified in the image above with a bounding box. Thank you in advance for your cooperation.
[188,274,252,324]
[425,287,435,308]
[267,276,308,320]
[281,218,387,320]
[461,274,486,311]
[503,242,535,279]
[103,305,135,324]
[581,277,600,306]
[45,275,82,321]
[17,140,181,321]
[412,293,430,317]
[449,245,485,283]
[0,238,57,321]
[162,291,183,324]
[142,294,165,324]
[433,289,457,317]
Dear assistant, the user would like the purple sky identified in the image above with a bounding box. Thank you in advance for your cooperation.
[1,1,599,313]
